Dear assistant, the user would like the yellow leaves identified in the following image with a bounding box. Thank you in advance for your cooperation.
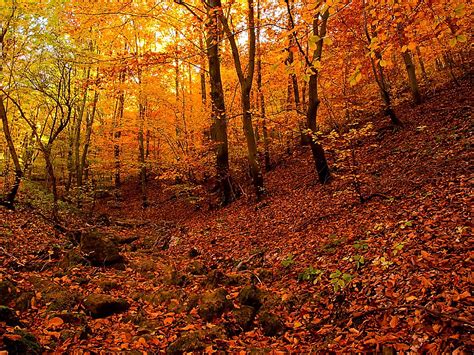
[453,3,466,17]
[349,65,362,86]
[293,320,303,328]
[401,42,417,53]
[405,295,417,302]
[308,35,320,51]
[323,36,333,46]
[448,34,466,48]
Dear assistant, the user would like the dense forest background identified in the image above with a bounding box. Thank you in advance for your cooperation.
[0,0,470,212]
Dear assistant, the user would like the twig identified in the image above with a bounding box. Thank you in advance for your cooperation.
[0,246,26,266]
[235,251,264,271]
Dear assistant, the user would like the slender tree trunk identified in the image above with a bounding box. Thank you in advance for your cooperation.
[415,46,429,83]
[363,0,402,126]
[78,89,98,188]
[199,34,207,106]
[75,67,91,188]
[113,70,125,191]
[219,0,264,198]
[401,50,422,104]
[42,145,59,222]
[207,0,235,205]
[256,0,270,171]
[138,74,148,208]
[0,96,22,209]
[306,75,330,184]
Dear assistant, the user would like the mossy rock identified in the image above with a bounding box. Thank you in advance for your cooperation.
[132,259,158,274]
[80,231,125,266]
[238,285,263,310]
[233,305,257,331]
[44,289,80,311]
[186,261,208,276]
[259,311,285,336]
[141,289,186,306]
[0,306,21,326]
[198,288,232,321]
[164,269,188,287]
[59,249,85,270]
[14,291,35,312]
[205,269,226,288]
[0,279,17,306]
[166,331,205,355]
[98,279,119,291]
[224,273,250,286]
[83,294,129,318]
[3,329,42,355]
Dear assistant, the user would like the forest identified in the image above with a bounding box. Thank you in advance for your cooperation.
[0,0,472,352]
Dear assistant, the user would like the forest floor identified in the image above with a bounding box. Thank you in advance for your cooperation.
[0,78,472,353]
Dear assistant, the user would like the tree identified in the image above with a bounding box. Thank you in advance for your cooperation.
[219,0,265,198]
[285,0,331,184]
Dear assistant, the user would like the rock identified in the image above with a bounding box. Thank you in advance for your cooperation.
[132,259,157,274]
[186,261,208,275]
[3,329,42,355]
[259,311,285,336]
[205,269,226,288]
[166,332,205,355]
[83,294,129,318]
[98,280,119,291]
[80,231,125,266]
[238,285,263,310]
[44,290,80,312]
[0,306,21,326]
[164,269,188,286]
[198,288,232,321]
[188,247,200,258]
[225,273,250,286]
[59,249,84,269]
[0,279,17,305]
[233,305,257,331]
[15,292,34,312]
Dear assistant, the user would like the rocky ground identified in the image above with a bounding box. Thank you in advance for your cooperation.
[0,78,472,353]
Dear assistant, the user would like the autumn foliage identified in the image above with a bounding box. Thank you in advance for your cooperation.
[0,0,472,353]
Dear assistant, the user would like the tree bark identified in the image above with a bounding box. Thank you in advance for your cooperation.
[0,96,22,209]
[219,0,265,198]
[206,0,235,205]
[256,0,271,171]
[402,50,422,104]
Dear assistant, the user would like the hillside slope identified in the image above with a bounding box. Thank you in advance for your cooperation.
[0,79,472,353]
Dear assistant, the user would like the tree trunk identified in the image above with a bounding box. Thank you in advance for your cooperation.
[402,50,422,104]
[306,75,330,184]
[362,1,402,126]
[78,89,98,188]
[207,0,235,205]
[256,0,271,171]
[415,46,429,83]
[75,67,91,188]
[113,70,125,191]
[219,0,264,198]
[42,146,59,222]
[242,87,264,196]
[138,86,148,208]
[199,34,207,106]
[0,96,22,209]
